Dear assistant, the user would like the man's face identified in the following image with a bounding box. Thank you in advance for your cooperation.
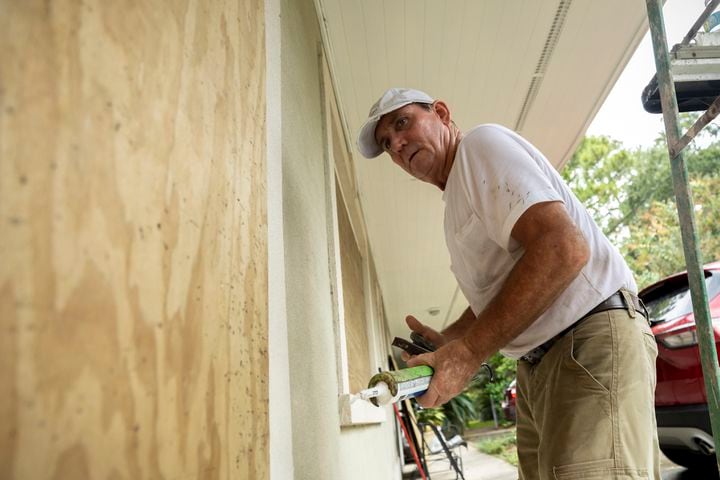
[374,102,452,188]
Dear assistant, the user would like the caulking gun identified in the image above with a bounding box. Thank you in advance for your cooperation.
[354,332,494,406]
[355,365,434,406]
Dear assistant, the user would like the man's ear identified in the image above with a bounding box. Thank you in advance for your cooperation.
[432,101,451,125]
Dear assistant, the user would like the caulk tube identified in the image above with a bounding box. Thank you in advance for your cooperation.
[366,366,434,406]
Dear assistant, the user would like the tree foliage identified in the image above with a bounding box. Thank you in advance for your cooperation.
[417,386,480,435]
[624,176,720,286]
[562,113,720,287]
[467,352,517,423]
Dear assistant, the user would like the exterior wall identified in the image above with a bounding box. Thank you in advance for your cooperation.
[281,0,341,476]
[281,0,401,478]
[266,0,295,476]
[0,1,268,479]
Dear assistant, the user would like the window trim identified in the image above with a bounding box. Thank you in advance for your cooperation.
[319,47,387,425]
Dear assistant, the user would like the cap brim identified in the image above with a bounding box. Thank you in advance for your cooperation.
[357,116,383,158]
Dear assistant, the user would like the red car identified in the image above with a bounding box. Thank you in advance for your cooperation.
[641,261,720,473]
[502,378,516,423]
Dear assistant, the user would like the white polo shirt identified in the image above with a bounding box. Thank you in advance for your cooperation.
[442,124,636,359]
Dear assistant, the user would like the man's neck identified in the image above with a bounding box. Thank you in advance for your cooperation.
[438,127,463,191]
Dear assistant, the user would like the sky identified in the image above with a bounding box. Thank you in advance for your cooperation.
[587,0,708,147]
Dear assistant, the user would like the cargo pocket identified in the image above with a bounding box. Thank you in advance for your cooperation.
[553,459,649,479]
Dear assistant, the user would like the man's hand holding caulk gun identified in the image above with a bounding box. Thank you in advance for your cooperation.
[356,88,661,479]
[401,314,488,408]
[366,320,494,407]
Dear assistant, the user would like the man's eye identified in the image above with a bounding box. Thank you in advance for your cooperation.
[397,117,407,128]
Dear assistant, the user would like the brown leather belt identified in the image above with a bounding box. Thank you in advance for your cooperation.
[520,290,647,366]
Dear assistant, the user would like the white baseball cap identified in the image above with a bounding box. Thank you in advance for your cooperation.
[356,88,434,158]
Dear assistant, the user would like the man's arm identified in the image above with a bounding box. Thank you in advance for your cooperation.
[407,200,590,407]
[441,306,475,341]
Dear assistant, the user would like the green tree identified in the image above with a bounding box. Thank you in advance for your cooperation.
[561,136,631,239]
[625,176,720,287]
[465,353,516,424]
[563,113,720,287]
[562,136,675,244]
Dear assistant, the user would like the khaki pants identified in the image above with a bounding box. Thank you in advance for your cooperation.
[516,308,661,479]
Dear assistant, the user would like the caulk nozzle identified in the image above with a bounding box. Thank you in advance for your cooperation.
[355,382,391,405]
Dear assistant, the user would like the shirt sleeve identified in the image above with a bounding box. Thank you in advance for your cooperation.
[454,126,563,251]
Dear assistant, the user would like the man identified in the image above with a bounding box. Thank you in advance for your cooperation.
[357,88,660,479]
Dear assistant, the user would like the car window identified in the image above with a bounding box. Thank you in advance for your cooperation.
[644,271,720,323]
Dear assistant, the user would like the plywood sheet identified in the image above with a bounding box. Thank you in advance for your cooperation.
[0,0,268,478]
[336,181,371,394]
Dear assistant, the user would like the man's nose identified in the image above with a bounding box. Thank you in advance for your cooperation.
[390,134,406,154]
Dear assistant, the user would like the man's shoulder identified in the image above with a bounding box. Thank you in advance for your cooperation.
[465,123,510,134]
[450,124,516,182]
[460,123,517,148]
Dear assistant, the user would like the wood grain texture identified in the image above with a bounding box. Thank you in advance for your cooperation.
[0,0,268,478]
[336,182,371,394]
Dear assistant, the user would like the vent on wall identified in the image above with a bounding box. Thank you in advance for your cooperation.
[515,0,573,132]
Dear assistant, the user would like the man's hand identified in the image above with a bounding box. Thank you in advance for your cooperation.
[406,338,483,407]
[400,315,447,362]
